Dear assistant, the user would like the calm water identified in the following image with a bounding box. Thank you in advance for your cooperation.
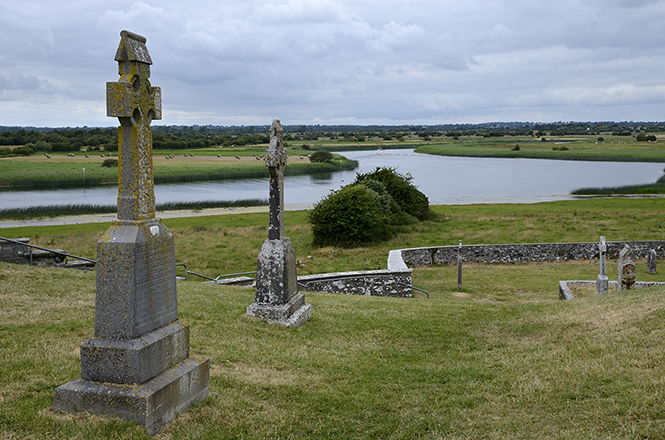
[1,149,663,210]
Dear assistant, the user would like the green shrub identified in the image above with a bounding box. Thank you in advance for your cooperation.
[352,167,429,220]
[308,185,389,247]
[309,150,333,163]
[512,144,520,151]
[358,179,395,217]
[101,158,118,167]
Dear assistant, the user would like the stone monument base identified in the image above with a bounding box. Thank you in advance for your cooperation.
[247,292,312,328]
[248,237,311,328]
[596,274,609,295]
[53,356,209,435]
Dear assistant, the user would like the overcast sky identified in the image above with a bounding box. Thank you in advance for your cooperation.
[1,0,664,127]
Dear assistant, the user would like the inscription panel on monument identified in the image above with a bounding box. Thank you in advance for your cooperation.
[95,222,177,339]
[133,228,177,337]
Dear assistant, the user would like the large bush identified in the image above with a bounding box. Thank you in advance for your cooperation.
[352,167,429,220]
[308,185,389,247]
[308,166,430,247]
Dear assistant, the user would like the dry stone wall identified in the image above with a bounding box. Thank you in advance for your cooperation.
[298,269,413,297]
[398,241,665,266]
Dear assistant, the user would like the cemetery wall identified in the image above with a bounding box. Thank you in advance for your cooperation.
[395,240,665,267]
[298,269,413,297]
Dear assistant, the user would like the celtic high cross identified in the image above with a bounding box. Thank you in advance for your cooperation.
[107,30,162,221]
[265,119,287,240]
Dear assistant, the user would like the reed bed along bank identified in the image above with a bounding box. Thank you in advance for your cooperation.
[0,199,267,221]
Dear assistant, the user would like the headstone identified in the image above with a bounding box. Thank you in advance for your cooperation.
[647,249,657,274]
[53,31,209,435]
[617,244,636,292]
[596,236,609,295]
[247,119,312,327]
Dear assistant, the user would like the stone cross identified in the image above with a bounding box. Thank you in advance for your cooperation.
[53,31,208,435]
[596,236,609,295]
[265,119,287,240]
[107,30,162,221]
[247,119,311,328]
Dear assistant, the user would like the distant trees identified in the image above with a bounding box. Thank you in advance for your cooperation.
[1,121,664,157]
[636,134,657,142]
[309,151,334,163]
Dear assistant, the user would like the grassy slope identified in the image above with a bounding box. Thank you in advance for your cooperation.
[3,199,663,278]
[2,199,665,438]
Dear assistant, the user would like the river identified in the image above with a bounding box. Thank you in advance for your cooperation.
[1,149,663,210]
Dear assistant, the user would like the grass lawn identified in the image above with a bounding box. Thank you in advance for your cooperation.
[2,199,665,438]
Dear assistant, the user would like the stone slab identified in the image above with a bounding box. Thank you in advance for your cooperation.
[53,356,209,435]
[247,292,311,328]
[81,320,189,384]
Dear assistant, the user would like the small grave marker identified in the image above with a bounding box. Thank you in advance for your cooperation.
[648,248,657,274]
[618,244,636,291]
[596,236,609,295]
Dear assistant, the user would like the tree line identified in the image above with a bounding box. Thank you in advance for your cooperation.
[1,121,664,156]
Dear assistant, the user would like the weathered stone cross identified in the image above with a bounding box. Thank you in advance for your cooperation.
[265,119,287,240]
[107,30,162,221]
[247,119,311,328]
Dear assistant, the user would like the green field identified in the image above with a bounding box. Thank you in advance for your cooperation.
[2,199,665,438]
[416,135,665,162]
[0,148,356,189]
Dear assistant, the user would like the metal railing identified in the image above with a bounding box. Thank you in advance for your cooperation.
[0,236,96,265]
[175,263,256,283]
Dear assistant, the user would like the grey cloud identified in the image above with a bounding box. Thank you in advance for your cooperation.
[2,0,665,126]
[0,74,53,93]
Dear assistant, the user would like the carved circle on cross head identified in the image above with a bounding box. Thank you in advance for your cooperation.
[119,108,141,127]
